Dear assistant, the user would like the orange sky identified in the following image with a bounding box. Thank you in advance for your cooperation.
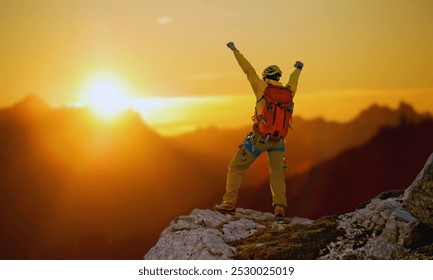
[1,0,433,135]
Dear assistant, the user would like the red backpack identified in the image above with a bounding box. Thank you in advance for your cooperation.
[253,85,294,141]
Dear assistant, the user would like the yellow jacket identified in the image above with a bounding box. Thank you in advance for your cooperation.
[233,50,301,116]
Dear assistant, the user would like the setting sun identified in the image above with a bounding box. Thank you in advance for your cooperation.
[82,73,133,119]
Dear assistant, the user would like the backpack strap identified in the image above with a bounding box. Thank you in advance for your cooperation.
[256,95,265,104]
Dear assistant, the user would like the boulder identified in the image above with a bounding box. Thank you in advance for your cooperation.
[404,153,433,228]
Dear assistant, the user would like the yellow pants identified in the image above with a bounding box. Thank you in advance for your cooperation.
[222,132,288,207]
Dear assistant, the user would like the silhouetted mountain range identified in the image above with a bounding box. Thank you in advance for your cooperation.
[0,95,432,259]
[0,96,223,259]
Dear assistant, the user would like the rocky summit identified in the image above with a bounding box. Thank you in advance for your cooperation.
[144,208,278,260]
[144,153,433,260]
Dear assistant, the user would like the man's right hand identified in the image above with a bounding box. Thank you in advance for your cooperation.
[227,42,238,51]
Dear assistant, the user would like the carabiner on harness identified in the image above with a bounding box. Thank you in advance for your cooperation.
[283,155,289,171]
[241,131,261,158]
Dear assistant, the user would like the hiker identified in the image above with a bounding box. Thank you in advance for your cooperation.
[214,42,303,217]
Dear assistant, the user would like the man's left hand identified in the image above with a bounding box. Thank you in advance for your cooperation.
[294,61,304,70]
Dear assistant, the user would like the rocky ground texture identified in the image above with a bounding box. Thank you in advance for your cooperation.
[144,153,433,260]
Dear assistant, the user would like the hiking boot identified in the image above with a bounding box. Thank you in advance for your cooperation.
[274,204,286,218]
[214,201,236,214]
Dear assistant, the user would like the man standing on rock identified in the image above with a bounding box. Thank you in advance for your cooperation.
[214,42,303,218]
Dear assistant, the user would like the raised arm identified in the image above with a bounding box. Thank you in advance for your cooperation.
[286,61,304,96]
[227,42,266,100]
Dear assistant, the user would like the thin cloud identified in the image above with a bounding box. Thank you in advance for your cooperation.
[186,73,222,80]
[157,16,173,25]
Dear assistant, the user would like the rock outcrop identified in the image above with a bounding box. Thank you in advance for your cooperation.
[322,153,433,260]
[321,191,418,259]
[144,208,278,260]
[144,153,433,260]
[404,153,433,227]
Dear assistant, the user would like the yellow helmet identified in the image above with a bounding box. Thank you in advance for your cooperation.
[261,65,282,80]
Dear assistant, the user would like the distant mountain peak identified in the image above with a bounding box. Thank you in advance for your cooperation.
[353,102,426,125]
[397,101,418,117]
[358,103,392,116]
[13,94,51,113]
[398,101,414,110]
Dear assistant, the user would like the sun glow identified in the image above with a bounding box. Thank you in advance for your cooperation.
[82,73,133,119]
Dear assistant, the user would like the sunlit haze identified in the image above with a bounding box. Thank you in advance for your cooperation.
[1,0,433,134]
